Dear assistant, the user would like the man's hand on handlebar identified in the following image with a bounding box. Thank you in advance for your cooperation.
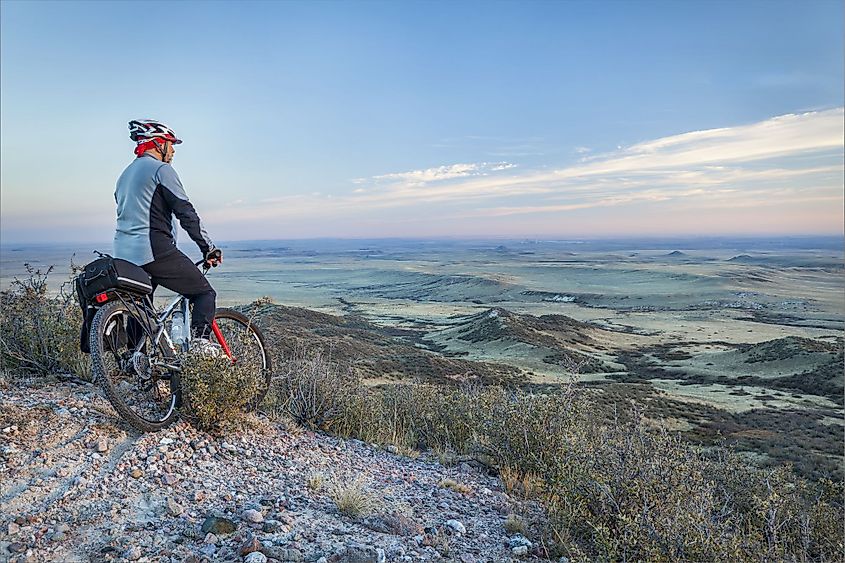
[205,248,223,268]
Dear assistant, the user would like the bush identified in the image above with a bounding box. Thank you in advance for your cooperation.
[0,265,90,381]
[266,348,359,430]
[542,412,845,561]
[180,350,263,432]
[271,352,844,561]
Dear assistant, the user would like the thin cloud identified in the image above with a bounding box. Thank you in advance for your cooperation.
[207,109,843,235]
[356,161,517,186]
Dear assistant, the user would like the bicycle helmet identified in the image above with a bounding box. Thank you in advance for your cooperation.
[128,119,182,144]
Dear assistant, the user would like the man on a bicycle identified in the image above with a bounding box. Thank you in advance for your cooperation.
[114,119,222,348]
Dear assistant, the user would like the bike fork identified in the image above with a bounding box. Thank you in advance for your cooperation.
[211,319,236,362]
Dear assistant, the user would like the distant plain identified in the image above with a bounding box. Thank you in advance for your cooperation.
[2,236,843,479]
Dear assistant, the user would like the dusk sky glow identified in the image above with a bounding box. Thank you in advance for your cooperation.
[1,0,842,243]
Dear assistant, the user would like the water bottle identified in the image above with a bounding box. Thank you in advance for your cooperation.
[170,311,185,348]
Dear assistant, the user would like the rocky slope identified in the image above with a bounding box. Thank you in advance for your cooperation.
[0,382,543,562]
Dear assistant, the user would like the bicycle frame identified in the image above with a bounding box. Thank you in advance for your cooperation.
[113,262,235,370]
[152,293,236,362]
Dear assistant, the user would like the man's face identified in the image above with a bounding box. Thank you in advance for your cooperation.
[163,142,175,163]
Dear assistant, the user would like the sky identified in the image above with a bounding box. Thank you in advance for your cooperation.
[1,0,843,243]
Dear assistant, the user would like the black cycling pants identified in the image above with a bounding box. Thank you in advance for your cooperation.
[143,250,216,338]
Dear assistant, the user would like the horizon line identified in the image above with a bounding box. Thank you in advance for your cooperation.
[2,233,844,247]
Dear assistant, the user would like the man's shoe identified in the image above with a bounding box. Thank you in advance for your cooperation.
[190,337,223,357]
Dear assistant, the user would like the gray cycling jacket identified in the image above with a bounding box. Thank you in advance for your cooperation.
[113,155,214,266]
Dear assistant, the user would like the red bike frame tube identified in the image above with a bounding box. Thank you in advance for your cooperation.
[211,319,236,362]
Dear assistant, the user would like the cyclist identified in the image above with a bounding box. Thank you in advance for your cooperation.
[114,119,222,349]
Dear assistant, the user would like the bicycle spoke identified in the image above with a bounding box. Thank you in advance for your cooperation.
[98,307,175,425]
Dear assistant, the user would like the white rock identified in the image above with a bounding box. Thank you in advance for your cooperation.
[160,437,175,445]
[512,545,528,556]
[244,552,267,563]
[445,519,466,535]
[241,509,264,523]
[124,546,142,561]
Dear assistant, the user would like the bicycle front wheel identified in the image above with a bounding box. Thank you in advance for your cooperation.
[90,299,179,432]
[212,308,272,412]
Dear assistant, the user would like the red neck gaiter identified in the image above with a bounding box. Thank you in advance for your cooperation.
[134,139,161,157]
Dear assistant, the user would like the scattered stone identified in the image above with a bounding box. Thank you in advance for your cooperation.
[263,546,303,561]
[241,509,264,523]
[445,519,466,535]
[244,552,268,563]
[124,546,142,560]
[96,437,108,452]
[162,473,178,486]
[512,545,528,556]
[204,533,218,545]
[166,497,184,516]
[507,534,533,549]
[362,513,421,537]
[239,535,262,556]
[385,445,399,454]
[160,437,175,445]
[201,516,237,535]
[332,544,384,563]
[7,522,20,535]
[130,468,143,479]
[262,519,283,533]
[8,542,26,553]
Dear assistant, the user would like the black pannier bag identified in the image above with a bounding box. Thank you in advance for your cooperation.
[75,255,153,353]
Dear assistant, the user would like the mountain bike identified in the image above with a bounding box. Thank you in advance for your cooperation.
[87,260,271,432]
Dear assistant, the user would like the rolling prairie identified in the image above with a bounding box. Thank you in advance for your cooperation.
[2,237,842,478]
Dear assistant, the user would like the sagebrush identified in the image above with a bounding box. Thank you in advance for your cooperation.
[0,265,90,381]
[266,353,845,561]
[180,350,263,432]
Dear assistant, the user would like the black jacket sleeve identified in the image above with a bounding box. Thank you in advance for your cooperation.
[155,164,214,255]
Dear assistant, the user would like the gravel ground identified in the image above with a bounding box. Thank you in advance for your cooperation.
[0,381,545,562]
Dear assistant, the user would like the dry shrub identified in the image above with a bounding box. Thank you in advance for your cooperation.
[0,265,90,381]
[543,411,845,562]
[266,351,844,560]
[180,351,263,431]
[335,383,506,453]
[267,348,359,430]
[504,513,527,535]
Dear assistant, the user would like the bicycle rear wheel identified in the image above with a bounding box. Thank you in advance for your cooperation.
[90,299,179,432]
[212,308,272,412]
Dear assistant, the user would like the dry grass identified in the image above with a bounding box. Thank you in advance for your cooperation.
[438,478,473,495]
[327,474,381,518]
[306,472,326,491]
[500,466,543,499]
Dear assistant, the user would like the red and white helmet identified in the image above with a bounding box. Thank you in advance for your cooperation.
[128,119,182,144]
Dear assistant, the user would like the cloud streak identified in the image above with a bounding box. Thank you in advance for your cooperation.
[207,108,844,236]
